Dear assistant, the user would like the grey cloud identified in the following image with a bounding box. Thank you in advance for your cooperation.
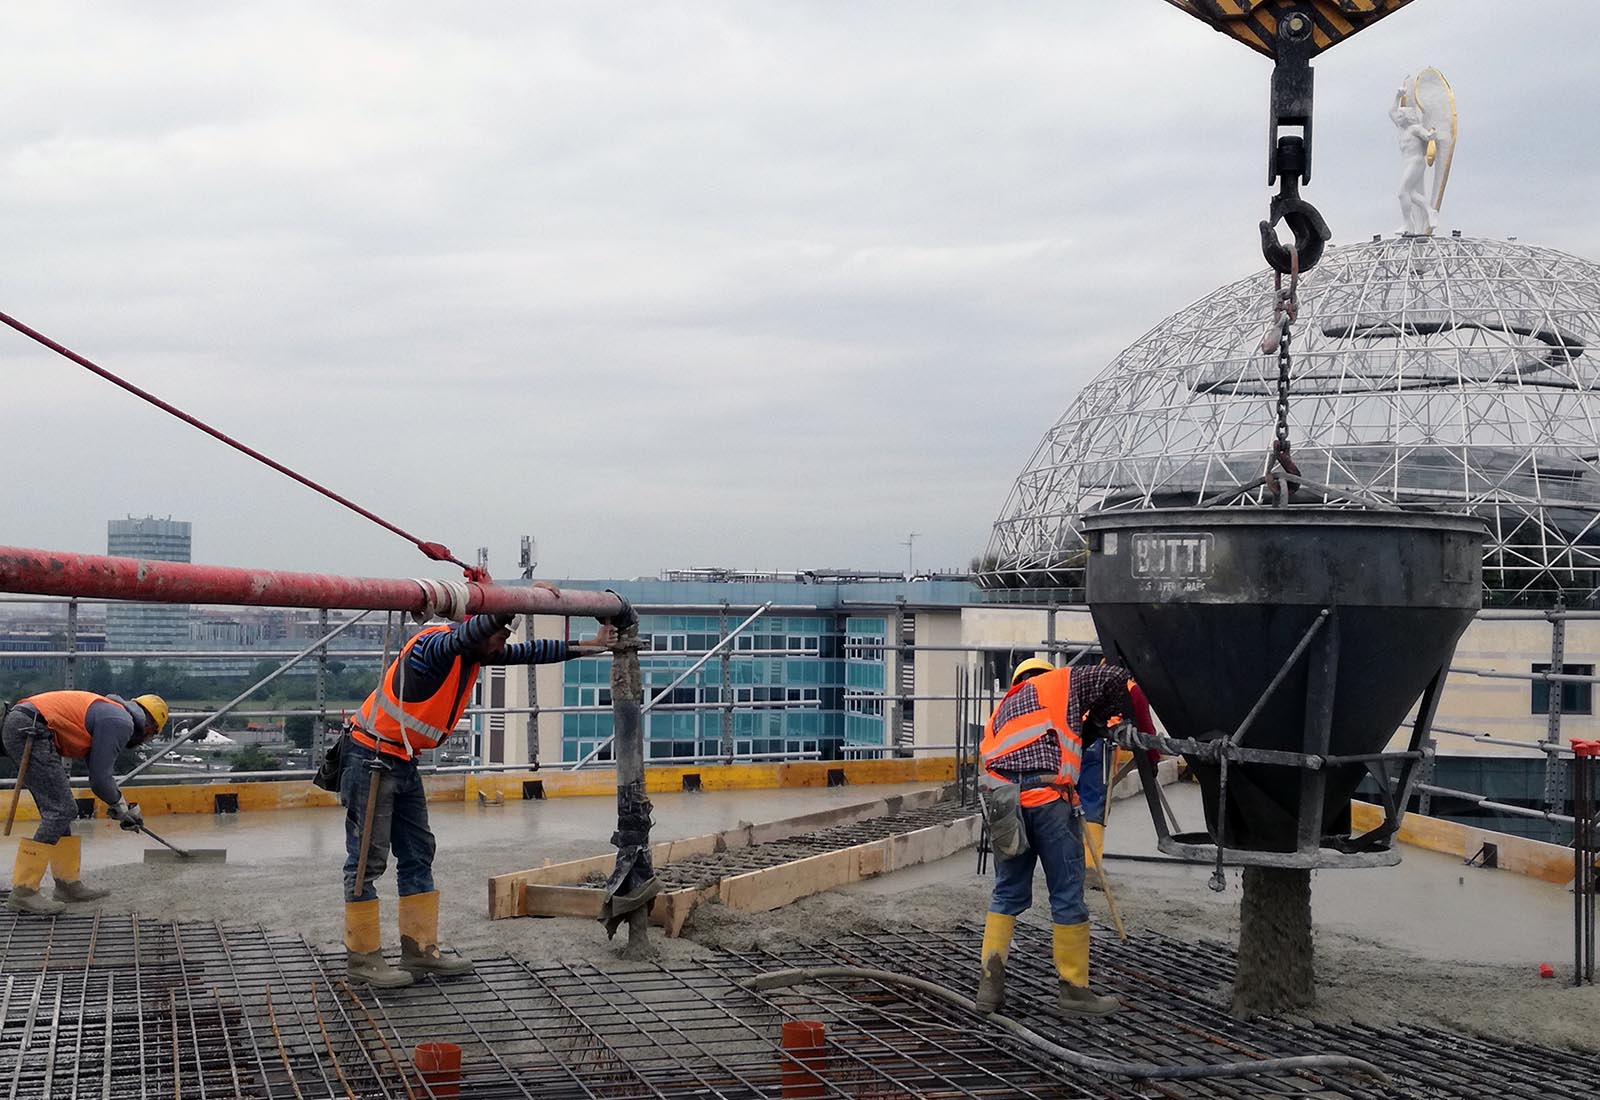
[3,1,1598,580]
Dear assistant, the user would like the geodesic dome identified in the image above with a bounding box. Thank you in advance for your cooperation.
[982,234,1600,604]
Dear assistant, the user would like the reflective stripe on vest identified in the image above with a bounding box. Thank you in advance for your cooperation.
[17,690,112,760]
[978,668,1083,806]
[350,625,481,759]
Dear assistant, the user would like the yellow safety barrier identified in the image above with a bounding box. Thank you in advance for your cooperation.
[1,757,957,822]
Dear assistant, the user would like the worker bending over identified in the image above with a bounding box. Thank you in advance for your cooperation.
[977,658,1133,1016]
[3,690,169,915]
[342,606,616,987]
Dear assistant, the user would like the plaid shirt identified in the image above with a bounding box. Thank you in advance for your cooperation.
[986,664,1134,776]
[986,682,1061,773]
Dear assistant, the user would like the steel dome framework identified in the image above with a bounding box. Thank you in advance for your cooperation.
[983,235,1600,604]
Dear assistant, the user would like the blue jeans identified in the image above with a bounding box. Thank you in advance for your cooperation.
[1078,741,1108,825]
[990,795,1087,925]
[341,738,435,902]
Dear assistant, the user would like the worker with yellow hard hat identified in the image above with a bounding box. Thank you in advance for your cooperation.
[2,690,168,915]
[975,655,1134,1016]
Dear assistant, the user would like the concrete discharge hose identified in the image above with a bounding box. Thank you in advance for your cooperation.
[737,967,1391,1086]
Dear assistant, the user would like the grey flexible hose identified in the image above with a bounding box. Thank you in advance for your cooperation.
[737,966,1391,1085]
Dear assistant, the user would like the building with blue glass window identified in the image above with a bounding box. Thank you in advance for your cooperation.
[468,572,1012,767]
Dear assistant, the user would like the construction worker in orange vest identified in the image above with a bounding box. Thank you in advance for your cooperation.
[340,602,618,988]
[3,690,169,915]
[976,658,1133,1016]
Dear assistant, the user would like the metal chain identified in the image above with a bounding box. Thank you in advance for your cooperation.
[1260,247,1300,505]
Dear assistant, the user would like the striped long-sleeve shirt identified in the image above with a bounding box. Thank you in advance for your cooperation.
[397,615,577,704]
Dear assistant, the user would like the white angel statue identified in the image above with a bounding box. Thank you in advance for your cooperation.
[1389,70,1458,237]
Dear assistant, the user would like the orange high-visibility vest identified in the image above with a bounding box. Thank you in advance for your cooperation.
[979,667,1082,807]
[18,690,116,760]
[350,625,481,760]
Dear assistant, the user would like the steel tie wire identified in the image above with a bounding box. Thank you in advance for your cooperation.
[303,947,396,1098]
[210,919,281,1100]
[338,980,421,1100]
[467,961,604,1100]
[258,929,340,1098]
[576,964,781,1098]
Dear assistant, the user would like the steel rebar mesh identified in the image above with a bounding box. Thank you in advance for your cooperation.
[3,910,1597,1099]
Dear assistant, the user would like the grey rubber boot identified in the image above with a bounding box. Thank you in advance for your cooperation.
[399,941,475,977]
[6,887,67,916]
[54,879,111,903]
[1057,981,1120,1016]
[347,950,416,988]
[974,955,1006,1015]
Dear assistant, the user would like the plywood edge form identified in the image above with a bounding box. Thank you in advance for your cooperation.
[519,881,712,933]
[718,812,982,916]
[486,785,955,919]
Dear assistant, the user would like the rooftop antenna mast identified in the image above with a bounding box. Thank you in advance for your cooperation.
[902,533,920,579]
[519,535,538,580]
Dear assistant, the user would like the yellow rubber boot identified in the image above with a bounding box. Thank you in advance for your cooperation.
[345,899,413,988]
[1053,922,1119,1015]
[974,912,1016,1014]
[398,890,473,976]
[1084,821,1106,890]
[7,839,65,916]
[51,835,110,902]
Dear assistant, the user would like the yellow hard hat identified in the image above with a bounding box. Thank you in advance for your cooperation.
[133,694,169,736]
[1010,658,1056,687]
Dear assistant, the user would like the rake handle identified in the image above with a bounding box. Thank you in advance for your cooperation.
[135,823,190,858]
[3,737,34,838]
[352,758,386,895]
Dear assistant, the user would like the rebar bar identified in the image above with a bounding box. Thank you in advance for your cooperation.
[3,909,1598,1099]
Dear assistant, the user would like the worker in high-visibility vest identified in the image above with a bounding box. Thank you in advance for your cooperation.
[976,658,1132,1016]
[340,603,618,988]
[3,690,169,915]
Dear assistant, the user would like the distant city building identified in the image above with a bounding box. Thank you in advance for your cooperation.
[106,516,192,652]
[479,572,985,768]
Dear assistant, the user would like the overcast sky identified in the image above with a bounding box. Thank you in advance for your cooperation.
[3,1,1596,582]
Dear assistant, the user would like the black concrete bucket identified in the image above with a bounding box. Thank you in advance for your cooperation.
[1081,508,1484,869]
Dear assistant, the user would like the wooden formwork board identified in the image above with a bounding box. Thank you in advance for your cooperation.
[487,784,954,920]
[488,786,979,936]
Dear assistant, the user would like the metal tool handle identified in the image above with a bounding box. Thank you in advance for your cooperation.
[134,823,189,858]
[3,736,33,837]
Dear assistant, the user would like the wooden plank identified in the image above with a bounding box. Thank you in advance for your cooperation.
[521,884,605,920]
[519,882,711,931]
[719,848,861,914]
[486,785,952,920]
[718,814,983,915]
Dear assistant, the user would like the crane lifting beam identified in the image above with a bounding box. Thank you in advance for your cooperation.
[0,544,627,620]
[1163,0,1418,58]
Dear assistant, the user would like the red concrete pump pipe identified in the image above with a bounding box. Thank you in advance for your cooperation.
[0,544,626,620]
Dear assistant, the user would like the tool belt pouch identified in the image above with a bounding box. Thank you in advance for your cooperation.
[981,782,1030,859]
[311,730,346,793]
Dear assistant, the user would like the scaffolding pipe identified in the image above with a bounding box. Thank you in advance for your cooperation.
[0,544,625,619]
